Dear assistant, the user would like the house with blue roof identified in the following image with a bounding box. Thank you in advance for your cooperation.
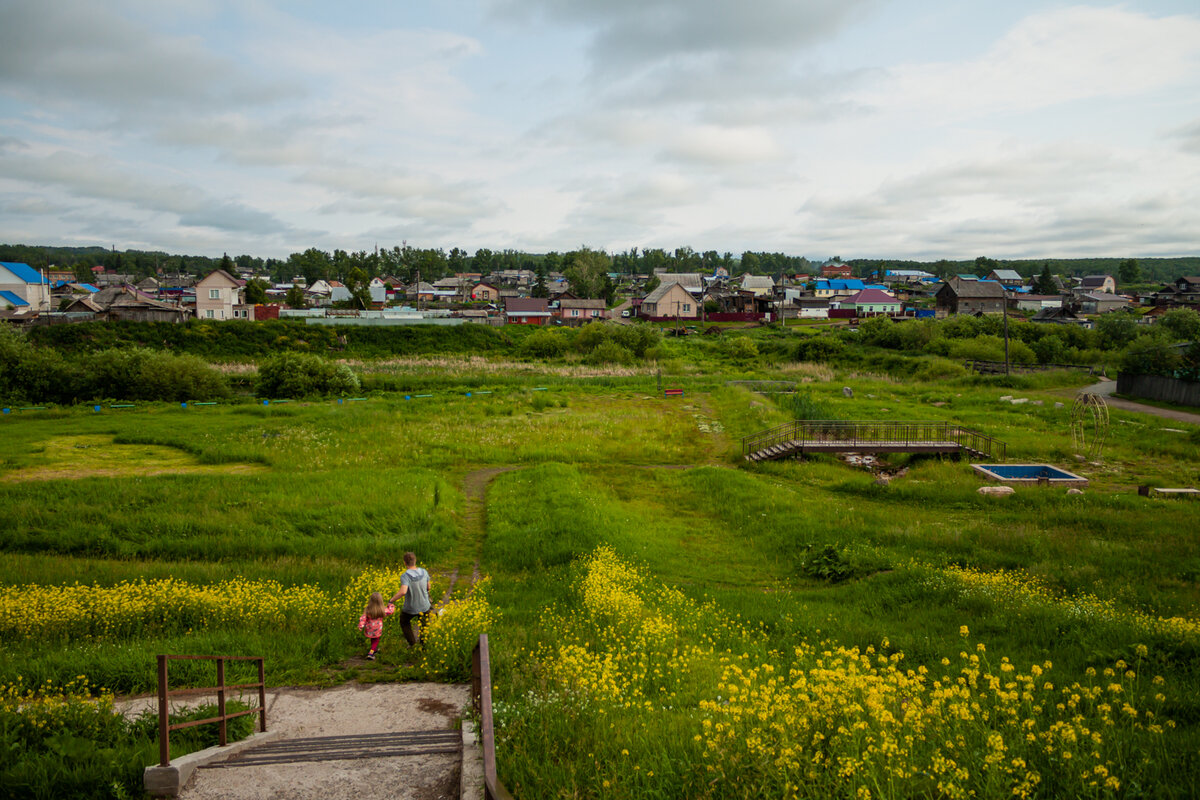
[0,262,51,311]
[813,278,866,299]
[0,290,30,309]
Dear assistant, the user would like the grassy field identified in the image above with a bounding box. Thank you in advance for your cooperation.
[2,363,1199,798]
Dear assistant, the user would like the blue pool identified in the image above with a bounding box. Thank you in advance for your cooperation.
[972,464,1088,487]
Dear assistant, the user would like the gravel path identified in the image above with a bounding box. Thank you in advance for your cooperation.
[121,682,469,800]
[1081,379,1200,425]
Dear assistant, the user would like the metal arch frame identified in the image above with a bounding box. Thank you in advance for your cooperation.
[1071,392,1110,462]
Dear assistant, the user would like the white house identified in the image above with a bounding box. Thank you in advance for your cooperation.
[195,269,243,320]
[0,261,51,311]
[369,277,387,304]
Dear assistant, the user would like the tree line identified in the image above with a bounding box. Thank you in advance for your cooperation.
[4,243,1197,290]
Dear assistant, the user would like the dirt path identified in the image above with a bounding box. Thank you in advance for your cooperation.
[120,683,468,800]
[1081,379,1200,425]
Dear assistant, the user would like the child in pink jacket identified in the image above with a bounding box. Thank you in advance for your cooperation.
[358,592,396,660]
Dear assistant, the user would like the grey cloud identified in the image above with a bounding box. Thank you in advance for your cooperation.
[298,165,502,224]
[794,146,1199,258]
[493,0,877,130]
[493,0,875,69]
[0,2,300,114]
[802,146,1130,223]
[0,196,73,216]
[154,116,331,168]
[1169,119,1200,154]
[1,149,295,236]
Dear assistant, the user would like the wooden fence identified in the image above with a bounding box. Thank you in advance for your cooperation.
[472,635,514,800]
[1117,373,1200,408]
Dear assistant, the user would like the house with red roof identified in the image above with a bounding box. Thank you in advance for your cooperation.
[840,288,901,316]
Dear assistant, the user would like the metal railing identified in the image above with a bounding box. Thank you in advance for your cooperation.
[965,360,1098,375]
[742,420,1006,462]
[156,654,267,767]
[472,635,514,800]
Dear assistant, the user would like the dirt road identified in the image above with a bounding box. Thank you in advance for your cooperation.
[1081,379,1200,425]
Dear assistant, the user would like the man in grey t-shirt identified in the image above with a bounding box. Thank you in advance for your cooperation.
[391,551,431,647]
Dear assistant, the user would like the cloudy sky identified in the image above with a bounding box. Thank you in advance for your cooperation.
[2,1,1199,261]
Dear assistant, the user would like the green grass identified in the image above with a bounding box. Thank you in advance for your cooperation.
[2,362,1199,798]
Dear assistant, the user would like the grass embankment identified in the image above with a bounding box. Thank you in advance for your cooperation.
[1,370,1198,798]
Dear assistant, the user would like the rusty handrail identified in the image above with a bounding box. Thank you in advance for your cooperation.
[472,634,514,800]
[156,654,266,767]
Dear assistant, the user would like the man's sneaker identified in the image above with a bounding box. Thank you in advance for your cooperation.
[366,652,376,661]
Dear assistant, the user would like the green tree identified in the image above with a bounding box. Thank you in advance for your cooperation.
[473,248,494,274]
[1159,308,1200,341]
[1118,258,1141,286]
[1033,264,1057,295]
[1094,312,1140,350]
[564,247,611,298]
[344,267,371,309]
[288,248,332,285]
[285,285,308,309]
[244,278,269,305]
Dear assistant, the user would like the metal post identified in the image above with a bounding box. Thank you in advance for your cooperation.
[157,655,170,766]
[472,641,482,715]
[1003,291,1010,376]
[258,658,267,732]
[217,658,227,746]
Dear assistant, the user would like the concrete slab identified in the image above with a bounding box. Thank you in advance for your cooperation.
[145,730,282,796]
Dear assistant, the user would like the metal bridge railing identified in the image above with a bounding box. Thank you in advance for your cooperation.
[741,420,1005,461]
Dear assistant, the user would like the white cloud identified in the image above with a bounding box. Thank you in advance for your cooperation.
[862,6,1200,118]
[660,125,785,166]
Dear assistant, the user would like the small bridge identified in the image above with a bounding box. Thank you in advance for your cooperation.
[743,420,1006,463]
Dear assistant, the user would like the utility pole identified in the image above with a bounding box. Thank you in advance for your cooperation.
[1002,288,1010,376]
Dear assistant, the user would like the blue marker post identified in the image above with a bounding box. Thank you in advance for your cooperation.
[262,400,269,406]
[181,402,187,409]
[2,408,9,415]
[93,405,102,413]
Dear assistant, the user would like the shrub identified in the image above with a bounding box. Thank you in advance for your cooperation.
[728,336,759,364]
[521,329,569,359]
[256,352,360,398]
[585,339,634,365]
[787,389,837,421]
[794,335,844,363]
[88,348,230,402]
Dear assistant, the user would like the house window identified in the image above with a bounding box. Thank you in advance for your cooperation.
[590,310,598,317]
[682,304,691,313]
[206,309,214,319]
[209,289,221,299]
[571,309,579,317]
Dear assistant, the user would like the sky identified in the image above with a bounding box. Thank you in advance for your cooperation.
[2,0,1199,262]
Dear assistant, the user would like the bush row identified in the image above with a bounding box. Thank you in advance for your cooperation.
[27,319,519,358]
[1,326,231,404]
